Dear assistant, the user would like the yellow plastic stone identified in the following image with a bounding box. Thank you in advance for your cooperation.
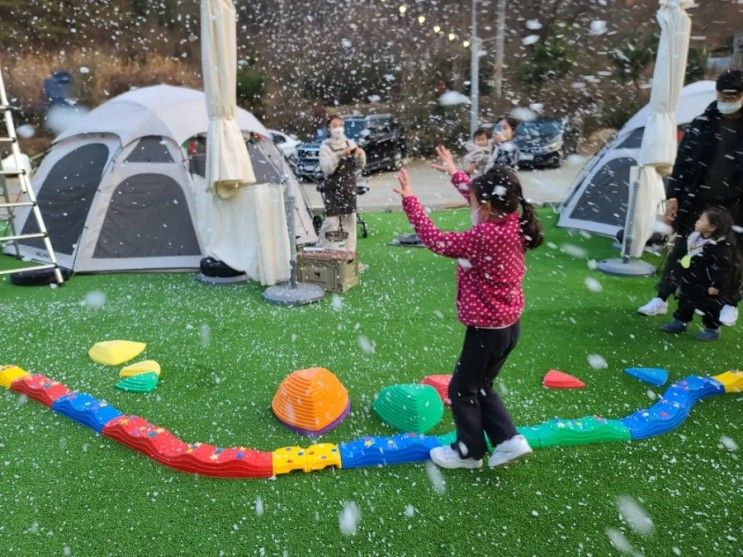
[713,370,743,393]
[88,340,146,366]
[272,446,308,475]
[119,360,161,378]
[305,443,342,471]
[0,365,29,389]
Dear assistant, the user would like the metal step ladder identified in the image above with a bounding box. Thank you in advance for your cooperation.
[0,68,64,285]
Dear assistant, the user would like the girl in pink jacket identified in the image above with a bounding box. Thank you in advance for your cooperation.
[394,162,543,470]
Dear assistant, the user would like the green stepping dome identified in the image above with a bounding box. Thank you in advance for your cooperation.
[372,384,444,433]
[115,372,159,393]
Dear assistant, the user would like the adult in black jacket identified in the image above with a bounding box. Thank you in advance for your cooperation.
[661,207,735,341]
[638,69,743,326]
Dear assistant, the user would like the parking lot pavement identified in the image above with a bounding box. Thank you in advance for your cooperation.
[299,156,588,213]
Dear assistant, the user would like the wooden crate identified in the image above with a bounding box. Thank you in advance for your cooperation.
[297,249,359,293]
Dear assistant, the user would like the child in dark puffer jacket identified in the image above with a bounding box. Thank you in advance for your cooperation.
[662,206,736,341]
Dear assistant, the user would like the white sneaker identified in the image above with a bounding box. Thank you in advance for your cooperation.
[637,297,668,316]
[429,445,483,469]
[488,435,533,468]
[720,304,738,327]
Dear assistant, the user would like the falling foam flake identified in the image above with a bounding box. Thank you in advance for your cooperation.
[584,277,603,293]
[560,243,587,258]
[522,34,540,46]
[200,324,211,347]
[425,461,446,494]
[331,294,344,311]
[720,436,738,452]
[339,501,360,536]
[606,528,634,554]
[587,354,608,369]
[617,496,654,536]
[83,290,106,309]
[526,19,542,30]
[403,505,415,518]
[255,495,264,516]
[358,335,375,354]
[590,20,608,35]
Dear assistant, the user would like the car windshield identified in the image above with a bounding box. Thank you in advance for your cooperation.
[517,120,562,138]
[344,119,367,140]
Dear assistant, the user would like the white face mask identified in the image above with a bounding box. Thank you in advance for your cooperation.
[330,127,344,140]
[717,100,742,115]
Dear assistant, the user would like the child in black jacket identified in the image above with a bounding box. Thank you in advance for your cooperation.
[662,207,735,341]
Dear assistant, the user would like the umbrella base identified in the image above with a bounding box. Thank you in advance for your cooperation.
[597,258,656,277]
[262,282,325,306]
[195,273,250,285]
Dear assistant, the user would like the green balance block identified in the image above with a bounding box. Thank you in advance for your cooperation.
[114,372,159,393]
[372,384,444,434]
[518,416,631,449]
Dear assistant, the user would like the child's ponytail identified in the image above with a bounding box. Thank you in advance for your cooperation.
[519,198,543,250]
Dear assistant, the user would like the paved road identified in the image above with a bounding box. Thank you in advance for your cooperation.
[300,156,588,213]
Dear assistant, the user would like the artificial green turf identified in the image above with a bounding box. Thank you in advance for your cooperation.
[0,210,740,556]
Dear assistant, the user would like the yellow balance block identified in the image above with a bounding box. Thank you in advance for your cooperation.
[120,360,161,378]
[88,340,146,366]
[713,370,743,393]
[0,365,29,389]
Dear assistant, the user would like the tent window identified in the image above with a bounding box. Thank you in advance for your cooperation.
[568,157,635,227]
[93,173,200,258]
[617,127,644,150]
[247,140,284,183]
[21,142,110,254]
[125,136,174,163]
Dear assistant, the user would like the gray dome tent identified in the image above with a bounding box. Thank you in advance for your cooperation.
[5,84,316,272]
[557,80,717,237]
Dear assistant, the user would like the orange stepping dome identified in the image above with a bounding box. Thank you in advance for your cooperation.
[88,341,146,366]
[420,374,451,405]
[272,368,350,436]
[543,369,586,389]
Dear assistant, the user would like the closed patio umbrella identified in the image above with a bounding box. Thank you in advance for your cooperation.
[623,0,691,258]
[197,0,290,285]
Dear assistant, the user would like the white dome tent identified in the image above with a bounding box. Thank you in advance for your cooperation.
[5,84,316,273]
[557,80,717,237]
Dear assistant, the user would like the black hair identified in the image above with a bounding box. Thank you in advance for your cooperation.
[702,206,733,237]
[471,165,543,250]
[497,116,520,132]
[473,127,489,140]
[327,114,343,128]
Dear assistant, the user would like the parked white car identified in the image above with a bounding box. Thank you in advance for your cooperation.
[268,129,301,160]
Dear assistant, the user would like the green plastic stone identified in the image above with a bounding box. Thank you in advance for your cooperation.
[517,416,631,449]
[372,384,444,433]
[114,372,159,393]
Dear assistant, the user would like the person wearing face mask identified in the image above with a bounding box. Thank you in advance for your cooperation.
[317,115,367,253]
[485,116,520,171]
[638,69,743,327]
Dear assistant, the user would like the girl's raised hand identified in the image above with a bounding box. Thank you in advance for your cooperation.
[394,167,413,198]
[429,145,458,176]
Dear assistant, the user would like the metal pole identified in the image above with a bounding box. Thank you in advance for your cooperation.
[284,184,298,289]
[469,0,479,136]
[493,0,506,100]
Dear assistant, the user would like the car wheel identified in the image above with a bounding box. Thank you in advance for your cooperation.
[388,148,403,171]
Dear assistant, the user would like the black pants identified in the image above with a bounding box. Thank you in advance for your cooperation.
[674,291,724,329]
[448,323,520,461]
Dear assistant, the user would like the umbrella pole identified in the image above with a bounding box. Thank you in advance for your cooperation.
[261,181,325,306]
[596,168,656,277]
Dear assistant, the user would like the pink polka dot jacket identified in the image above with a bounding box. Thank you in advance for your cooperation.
[402,195,526,328]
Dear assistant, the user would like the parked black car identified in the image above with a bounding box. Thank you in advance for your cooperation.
[513,117,581,168]
[293,114,406,181]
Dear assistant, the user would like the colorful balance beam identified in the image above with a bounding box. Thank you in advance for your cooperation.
[0,365,740,479]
